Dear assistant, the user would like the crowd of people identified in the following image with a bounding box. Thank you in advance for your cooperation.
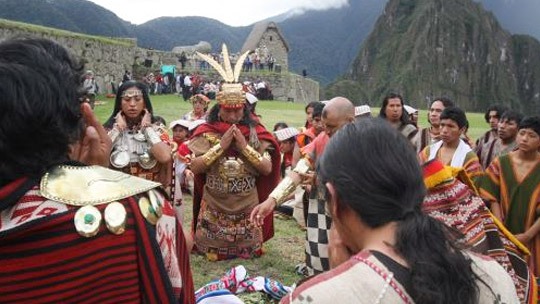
[2,38,540,304]
[139,71,273,103]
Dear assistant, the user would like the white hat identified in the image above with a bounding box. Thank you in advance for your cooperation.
[169,119,191,130]
[320,100,330,105]
[246,92,258,105]
[189,119,206,131]
[354,105,371,117]
[274,127,300,142]
[403,105,418,115]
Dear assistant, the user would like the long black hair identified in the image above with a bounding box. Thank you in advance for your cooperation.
[206,104,257,127]
[484,104,508,123]
[379,93,413,125]
[0,38,84,185]
[317,118,480,303]
[103,81,156,129]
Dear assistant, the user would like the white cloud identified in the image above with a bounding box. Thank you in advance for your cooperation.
[88,0,348,26]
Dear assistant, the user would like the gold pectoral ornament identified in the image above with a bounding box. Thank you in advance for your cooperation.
[41,165,162,237]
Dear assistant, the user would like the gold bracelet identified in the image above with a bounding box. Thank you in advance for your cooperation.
[292,158,311,174]
[269,176,297,206]
[202,143,224,166]
[241,144,264,166]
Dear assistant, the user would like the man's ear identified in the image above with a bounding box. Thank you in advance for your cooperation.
[326,182,340,219]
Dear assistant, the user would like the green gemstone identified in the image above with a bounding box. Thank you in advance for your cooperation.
[84,214,95,224]
[148,205,155,215]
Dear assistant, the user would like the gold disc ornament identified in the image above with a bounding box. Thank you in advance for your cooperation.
[104,202,127,235]
[147,189,163,217]
[74,205,102,237]
[138,196,159,225]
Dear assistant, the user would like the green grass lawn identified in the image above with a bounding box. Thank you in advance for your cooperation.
[94,93,489,139]
[93,93,490,302]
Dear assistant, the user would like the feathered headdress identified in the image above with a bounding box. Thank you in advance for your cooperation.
[196,44,250,109]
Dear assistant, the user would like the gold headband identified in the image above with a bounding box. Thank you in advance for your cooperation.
[122,89,143,98]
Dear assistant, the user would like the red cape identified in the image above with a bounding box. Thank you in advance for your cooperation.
[191,121,281,242]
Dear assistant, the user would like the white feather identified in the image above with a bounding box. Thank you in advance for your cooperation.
[221,44,234,81]
[234,50,250,83]
[195,52,230,82]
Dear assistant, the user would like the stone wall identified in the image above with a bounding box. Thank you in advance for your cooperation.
[239,72,319,103]
[0,26,136,93]
[257,28,289,71]
[0,22,318,102]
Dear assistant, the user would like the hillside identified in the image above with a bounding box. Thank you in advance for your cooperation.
[135,17,250,52]
[279,0,385,84]
[0,0,133,37]
[326,0,540,113]
[1,0,539,89]
[478,0,540,41]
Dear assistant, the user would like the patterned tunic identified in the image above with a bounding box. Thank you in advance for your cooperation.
[281,250,519,304]
[424,175,536,303]
[189,129,278,261]
[480,154,540,277]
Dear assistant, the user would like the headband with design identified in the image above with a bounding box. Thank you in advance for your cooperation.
[196,44,250,109]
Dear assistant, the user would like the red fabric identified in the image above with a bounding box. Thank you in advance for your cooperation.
[283,151,293,170]
[300,132,329,165]
[191,121,281,242]
[0,183,195,304]
[422,159,445,179]
[0,177,27,200]
[178,142,190,158]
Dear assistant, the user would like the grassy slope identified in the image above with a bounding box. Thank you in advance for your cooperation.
[94,94,489,302]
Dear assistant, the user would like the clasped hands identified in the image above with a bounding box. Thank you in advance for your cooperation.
[219,124,247,151]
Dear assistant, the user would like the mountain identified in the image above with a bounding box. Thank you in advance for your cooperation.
[478,0,540,41]
[1,0,539,90]
[326,0,540,113]
[279,0,385,84]
[134,17,250,52]
[0,0,133,37]
[0,0,385,84]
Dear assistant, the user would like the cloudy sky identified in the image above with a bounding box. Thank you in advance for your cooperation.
[87,0,349,26]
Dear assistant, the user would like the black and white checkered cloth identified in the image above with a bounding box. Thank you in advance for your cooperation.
[305,186,332,275]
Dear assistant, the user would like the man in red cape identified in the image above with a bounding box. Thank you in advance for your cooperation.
[189,45,280,261]
[190,121,280,242]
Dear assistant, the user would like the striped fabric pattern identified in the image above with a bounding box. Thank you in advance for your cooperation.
[0,183,195,304]
[424,179,536,303]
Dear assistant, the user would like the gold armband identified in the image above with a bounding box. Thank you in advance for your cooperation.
[144,127,162,146]
[241,145,264,166]
[202,143,224,166]
[293,158,311,174]
[269,176,297,206]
